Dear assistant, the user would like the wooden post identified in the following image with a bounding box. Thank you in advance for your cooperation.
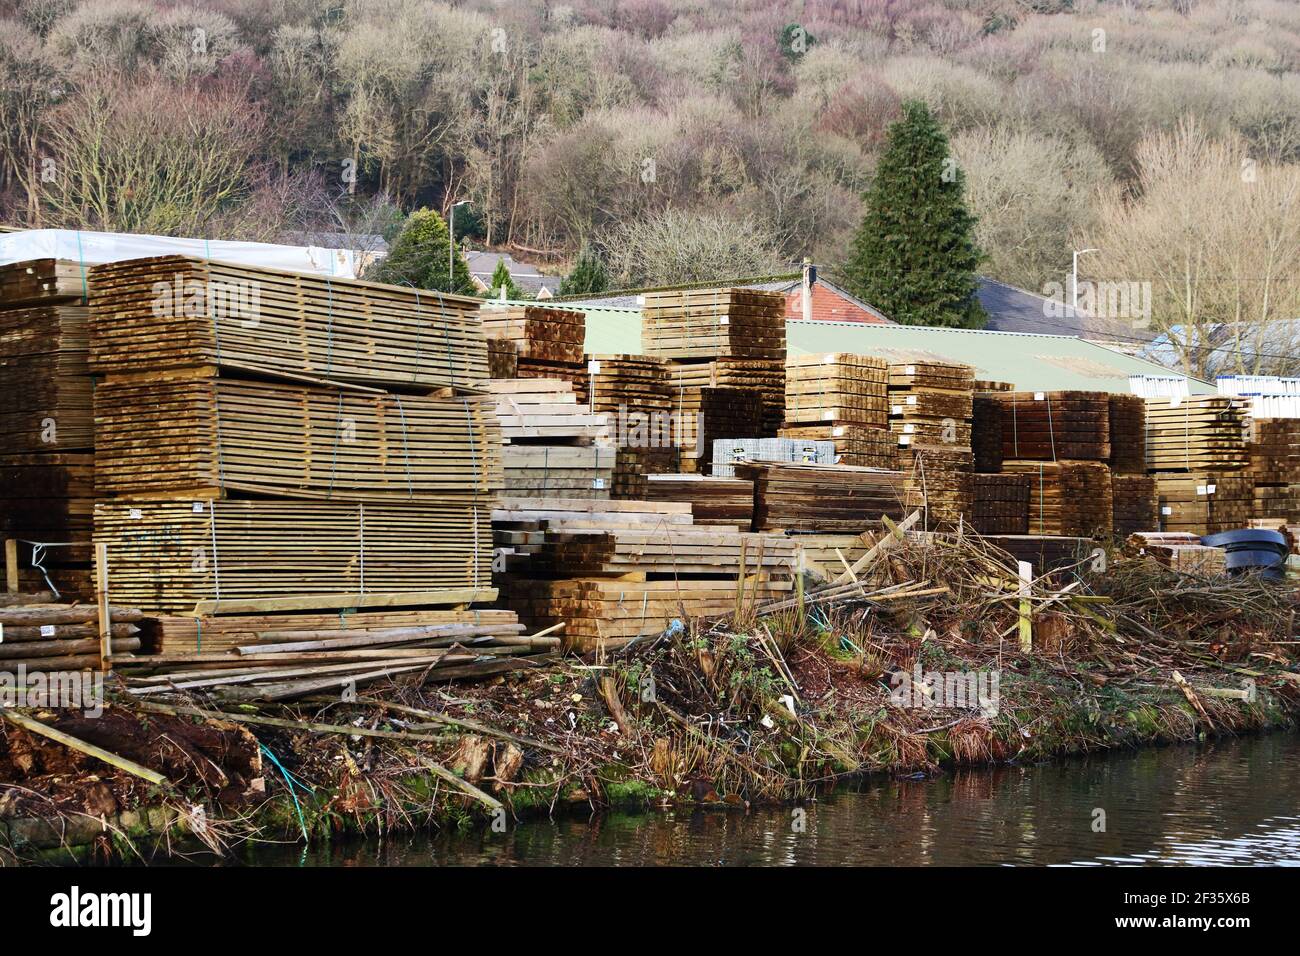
[4,539,17,593]
[95,542,112,674]
[1017,560,1033,652]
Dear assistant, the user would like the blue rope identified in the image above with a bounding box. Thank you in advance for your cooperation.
[260,743,314,843]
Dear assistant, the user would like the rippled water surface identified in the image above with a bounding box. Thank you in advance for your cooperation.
[242,733,1300,866]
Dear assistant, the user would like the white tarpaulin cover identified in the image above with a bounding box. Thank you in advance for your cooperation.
[0,229,365,279]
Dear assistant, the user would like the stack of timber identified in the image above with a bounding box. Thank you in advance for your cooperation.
[979,535,1094,575]
[479,303,586,386]
[968,473,1030,535]
[0,596,141,671]
[502,445,616,499]
[1126,532,1227,575]
[666,386,764,474]
[644,474,755,528]
[1246,418,1300,521]
[116,608,547,702]
[0,260,94,597]
[487,378,614,498]
[642,288,786,361]
[667,359,785,435]
[491,497,693,575]
[579,355,677,495]
[487,337,518,379]
[783,353,891,468]
[988,391,1111,462]
[710,436,834,479]
[1143,396,1249,473]
[1002,460,1113,538]
[94,376,502,499]
[887,362,975,450]
[733,460,907,532]
[1154,474,1253,535]
[1112,475,1158,537]
[971,394,1003,472]
[1107,394,1147,475]
[899,444,972,528]
[89,256,489,390]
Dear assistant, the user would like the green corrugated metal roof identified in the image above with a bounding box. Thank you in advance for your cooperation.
[496,301,1205,394]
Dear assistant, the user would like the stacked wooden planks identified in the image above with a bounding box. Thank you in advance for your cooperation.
[1112,474,1158,536]
[968,473,1030,535]
[0,260,95,597]
[667,386,764,474]
[538,526,796,577]
[0,597,142,671]
[502,445,616,499]
[971,394,1004,472]
[898,444,972,528]
[887,362,975,450]
[667,359,785,435]
[644,474,755,527]
[733,460,907,532]
[1002,460,1114,538]
[987,391,1111,462]
[1246,418,1300,521]
[784,353,891,468]
[642,288,786,361]
[578,355,676,496]
[94,375,502,499]
[479,304,585,365]
[979,535,1094,575]
[1107,394,1147,475]
[1126,532,1227,574]
[487,378,614,498]
[487,337,518,379]
[89,256,488,390]
[1144,396,1248,473]
[1154,474,1253,535]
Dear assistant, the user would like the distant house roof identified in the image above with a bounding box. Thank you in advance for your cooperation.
[466,250,563,297]
[976,278,1157,348]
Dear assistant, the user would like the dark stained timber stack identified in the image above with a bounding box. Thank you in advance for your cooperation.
[1002,460,1113,538]
[783,353,891,467]
[971,394,1004,472]
[1247,418,1300,521]
[968,473,1029,535]
[642,288,786,361]
[1154,474,1253,535]
[667,386,764,474]
[732,461,907,532]
[0,260,95,597]
[480,303,586,386]
[644,474,755,528]
[1107,394,1147,475]
[1112,474,1158,536]
[487,337,518,379]
[88,256,488,390]
[1143,396,1248,473]
[990,391,1111,462]
[900,444,972,528]
[666,359,785,435]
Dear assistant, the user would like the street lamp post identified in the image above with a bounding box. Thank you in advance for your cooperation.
[449,200,472,286]
[1072,248,1098,311]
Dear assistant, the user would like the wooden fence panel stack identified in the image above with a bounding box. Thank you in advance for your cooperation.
[968,473,1029,535]
[1002,460,1114,538]
[88,256,502,623]
[1112,474,1158,536]
[1247,418,1300,521]
[733,461,907,532]
[782,353,891,468]
[0,260,95,597]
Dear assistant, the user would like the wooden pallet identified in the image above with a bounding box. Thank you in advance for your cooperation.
[88,256,488,390]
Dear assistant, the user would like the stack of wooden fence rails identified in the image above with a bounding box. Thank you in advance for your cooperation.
[487,378,614,499]
[664,386,764,474]
[1126,532,1227,575]
[0,260,95,597]
[1111,475,1158,537]
[86,255,521,694]
[666,359,786,436]
[989,391,1111,462]
[642,288,786,362]
[643,474,755,528]
[1143,395,1249,473]
[968,473,1029,535]
[506,525,795,651]
[579,355,676,498]
[888,362,976,527]
[732,460,907,532]
[0,595,141,671]
[1154,474,1253,535]
[782,353,892,468]
[1246,418,1300,521]
[490,497,694,576]
[971,393,1004,472]
[1107,394,1147,476]
[479,303,586,387]
[1001,460,1114,538]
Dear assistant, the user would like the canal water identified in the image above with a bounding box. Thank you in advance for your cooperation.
[241,732,1300,866]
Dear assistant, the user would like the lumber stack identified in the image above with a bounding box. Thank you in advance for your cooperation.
[898,444,972,528]
[1107,394,1147,475]
[1112,474,1158,537]
[89,256,488,390]
[502,444,616,499]
[1002,460,1113,538]
[487,378,608,444]
[988,391,1110,462]
[667,386,764,474]
[1246,418,1300,521]
[479,304,585,365]
[538,526,796,577]
[487,337,518,379]
[642,288,786,361]
[971,394,1004,472]
[0,598,142,671]
[887,362,975,450]
[980,535,1094,575]
[1144,396,1248,472]
[666,359,785,435]
[1126,532,1227,575]
[0,260,95,597]
[784,353,892,468]
[644,474,755,527]
[733,461,907,532]
[1154,474,1253,535]
[968,473,1030,535]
